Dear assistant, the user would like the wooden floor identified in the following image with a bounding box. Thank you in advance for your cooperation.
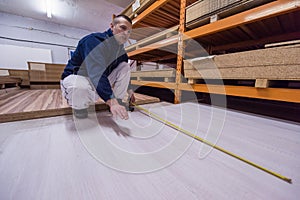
[0,102,299,199]
[0,89,159,123]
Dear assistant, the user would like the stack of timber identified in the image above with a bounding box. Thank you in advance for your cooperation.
[126,25,178,53]
[131,68,176,82]
[28,62,65,89]
[7,69,30,87]
[186,0,274,28]
[184,44,300,87]
[0,69,27,91]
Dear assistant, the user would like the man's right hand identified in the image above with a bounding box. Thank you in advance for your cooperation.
[106,98,129,120]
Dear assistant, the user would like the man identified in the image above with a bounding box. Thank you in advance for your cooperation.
[61,15,135,119]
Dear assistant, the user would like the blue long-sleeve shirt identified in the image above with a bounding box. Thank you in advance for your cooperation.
[61,29,128,102]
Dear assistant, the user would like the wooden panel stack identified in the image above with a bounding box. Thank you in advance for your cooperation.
[8,69,30,87]
[184,44,300,86]
[186,0,274,27]
[0,69,26,90]
[0,76,21,89]
[131,68,176,82]
[126,25,179,52]
[28,62,65,89]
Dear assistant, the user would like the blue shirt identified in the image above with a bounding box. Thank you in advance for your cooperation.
[61,29,128,102]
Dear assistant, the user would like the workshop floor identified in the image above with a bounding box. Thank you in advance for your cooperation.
[0,102,299,200]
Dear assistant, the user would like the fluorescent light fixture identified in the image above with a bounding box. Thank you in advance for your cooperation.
[46,0,52,18]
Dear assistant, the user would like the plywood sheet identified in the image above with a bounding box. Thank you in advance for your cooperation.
[0,102,299,199]
[0,89,159,123]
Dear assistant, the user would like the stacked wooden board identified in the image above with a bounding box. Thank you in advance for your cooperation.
[0,69,29,88]
[28,62,65,89]
[131,68,176,82]
[184,44,300,86]
[0,89,160,123]
[126,25,179,53]
[7,69,30,87]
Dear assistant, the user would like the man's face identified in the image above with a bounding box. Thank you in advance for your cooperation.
[111,18,132,45]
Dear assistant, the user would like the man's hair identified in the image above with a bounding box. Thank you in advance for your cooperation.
[113,14,132,25]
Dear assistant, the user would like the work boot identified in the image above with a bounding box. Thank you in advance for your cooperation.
[73,108,88,119]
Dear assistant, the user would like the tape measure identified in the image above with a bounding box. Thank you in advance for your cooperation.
[133,103,292,183]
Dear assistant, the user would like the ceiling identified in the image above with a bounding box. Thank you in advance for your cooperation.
[0,0,133,31]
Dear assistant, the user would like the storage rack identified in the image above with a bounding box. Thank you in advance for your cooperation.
[121,0,300,103]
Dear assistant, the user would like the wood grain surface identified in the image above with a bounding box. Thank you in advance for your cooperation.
[0,89,159,123]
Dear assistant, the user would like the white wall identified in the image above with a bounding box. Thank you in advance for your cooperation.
[0,12,91,69]
[0,44,52,70]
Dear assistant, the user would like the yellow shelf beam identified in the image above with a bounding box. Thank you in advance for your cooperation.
[131,80,300,103]
[179,83,300,103]
[174,0,187,104]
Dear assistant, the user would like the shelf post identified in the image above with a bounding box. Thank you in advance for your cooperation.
[174,0,186,104]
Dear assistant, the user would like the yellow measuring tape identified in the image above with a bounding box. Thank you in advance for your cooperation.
[132,103,292,183]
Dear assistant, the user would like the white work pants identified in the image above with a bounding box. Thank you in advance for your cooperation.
[61,62,131,109]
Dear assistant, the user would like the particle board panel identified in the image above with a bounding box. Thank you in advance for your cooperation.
[0,89,159,123]
[213,44,300,68]
[184,44,300,80]
[184,64,300,80]
[0,102,299,199]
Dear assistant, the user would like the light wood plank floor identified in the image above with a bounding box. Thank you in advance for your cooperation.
[0,89,159,123]
[0,102,299,200]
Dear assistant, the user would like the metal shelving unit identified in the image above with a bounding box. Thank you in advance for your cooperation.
[122,0,300,103]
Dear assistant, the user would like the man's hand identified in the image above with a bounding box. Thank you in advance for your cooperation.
[106,98,129,120]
